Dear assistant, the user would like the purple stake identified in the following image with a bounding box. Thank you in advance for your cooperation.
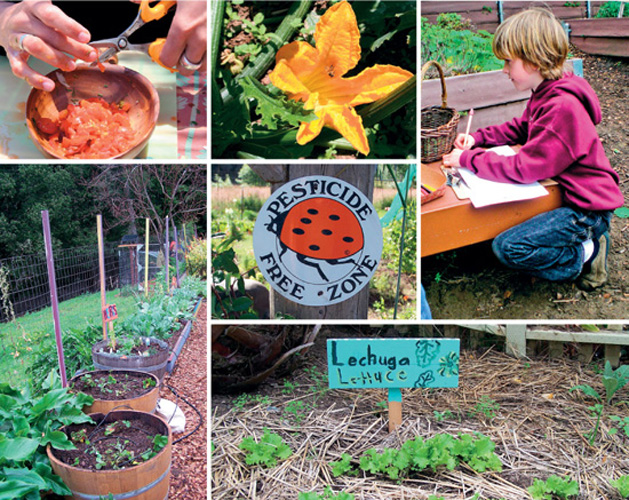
[172,220,180,288]
[41,210,68,387]
[165,216,170,291]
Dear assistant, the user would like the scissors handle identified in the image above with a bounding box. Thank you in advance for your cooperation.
[148,38,178,73]
[140,0,176,22]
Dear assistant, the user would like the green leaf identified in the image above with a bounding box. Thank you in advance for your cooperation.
[0,437,39,461]
[569,384,601,401]
[0,480,39,500]
[240,77,317,130]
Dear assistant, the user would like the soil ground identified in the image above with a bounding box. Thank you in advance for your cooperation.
[211,326,629,500]
[163,300,207,499]
[422,51,629,319]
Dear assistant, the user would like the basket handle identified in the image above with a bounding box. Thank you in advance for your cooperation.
[421,60,448,109]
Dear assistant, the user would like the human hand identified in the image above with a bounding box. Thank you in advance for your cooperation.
[0,0,97,90]
[130,0,207,74]
[453,133,475,150]
[442,148,464,168]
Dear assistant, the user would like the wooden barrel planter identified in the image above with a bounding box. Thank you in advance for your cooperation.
[70,370,160,414]
[47,410,172,500]
[92,337,169,382]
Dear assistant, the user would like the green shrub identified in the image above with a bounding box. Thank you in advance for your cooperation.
[595,1,629,17]
[185,237,208,279]
[382,198,417,275]
[421,13,502,77]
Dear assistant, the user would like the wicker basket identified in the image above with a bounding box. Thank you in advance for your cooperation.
[421,60,459,163]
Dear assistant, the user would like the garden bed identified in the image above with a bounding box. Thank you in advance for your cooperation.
[211,326,629,499]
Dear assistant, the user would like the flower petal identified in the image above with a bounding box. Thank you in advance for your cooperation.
[269,59,310,102]
[345,65,414,106]
[315,1,361,77]
[320,104,370,155]
[296,116,325,145]
[275,40,320,78]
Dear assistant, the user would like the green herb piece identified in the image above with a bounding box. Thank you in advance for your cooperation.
[238,428,292,468]
[528,475,579,499]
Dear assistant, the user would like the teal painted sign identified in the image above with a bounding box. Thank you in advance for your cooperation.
[327,338,460,390]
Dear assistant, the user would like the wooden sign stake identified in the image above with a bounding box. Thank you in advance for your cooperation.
[97,215,107,340]
[388,388,403,432]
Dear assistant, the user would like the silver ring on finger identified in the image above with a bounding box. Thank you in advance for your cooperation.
[17,33,29,52]
[179,52,202,72]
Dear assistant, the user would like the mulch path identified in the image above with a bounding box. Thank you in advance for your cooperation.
[162,300,207,500]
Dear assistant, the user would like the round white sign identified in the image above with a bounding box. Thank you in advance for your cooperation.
[253,176,383,306]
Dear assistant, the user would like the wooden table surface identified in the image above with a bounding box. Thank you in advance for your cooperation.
[421,148,563,257]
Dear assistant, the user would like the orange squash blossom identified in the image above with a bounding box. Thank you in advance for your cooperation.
[269,1,413,155]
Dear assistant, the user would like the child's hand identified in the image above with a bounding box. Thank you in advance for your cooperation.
[454,133,475,150]
[442,148,464,168]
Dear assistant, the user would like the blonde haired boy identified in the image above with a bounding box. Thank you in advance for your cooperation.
[443,8,623,290]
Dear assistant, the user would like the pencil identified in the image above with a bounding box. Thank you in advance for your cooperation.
[464,108,474,148]
[421,183,435,193]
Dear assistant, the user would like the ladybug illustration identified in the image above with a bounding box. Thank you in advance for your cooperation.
[266,197,364,281]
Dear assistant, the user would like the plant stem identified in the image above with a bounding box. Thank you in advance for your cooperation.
[361,76,417,127]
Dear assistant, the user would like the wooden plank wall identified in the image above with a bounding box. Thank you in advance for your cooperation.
[569,18,629,57]
[421,1,608,33]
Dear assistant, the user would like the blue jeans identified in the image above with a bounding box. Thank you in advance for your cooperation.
[492,207,612,282]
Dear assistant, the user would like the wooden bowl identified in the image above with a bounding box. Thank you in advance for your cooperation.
[26,64,159,159]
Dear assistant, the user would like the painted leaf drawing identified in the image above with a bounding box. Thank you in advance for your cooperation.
[438,352,460,377]
[414,370,435,388]
[415,340,440,366]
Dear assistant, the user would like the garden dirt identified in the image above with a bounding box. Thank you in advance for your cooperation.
[422,51,629,319]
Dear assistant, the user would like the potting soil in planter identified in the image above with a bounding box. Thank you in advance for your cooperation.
[92,337,170,381]
[72,370,157,401]
[54,418,167,470]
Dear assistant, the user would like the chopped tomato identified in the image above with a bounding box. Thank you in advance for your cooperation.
[39,98,137,159]
[35,117,59,135]
[96,60,106,73]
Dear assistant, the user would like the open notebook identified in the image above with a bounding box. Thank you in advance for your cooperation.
[454,145,549,208]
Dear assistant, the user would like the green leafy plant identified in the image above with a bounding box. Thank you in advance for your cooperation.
[570,361,629,404]
[469,396,500,421]
[233,393,272,411]
[433,409,455,422]
[609,415,629,437]
[299,487,355,500]
[184,237,208,279]
[595,1,629,17]
[421,13,502,77]
[330,432,502,481]
[528,475,579,499]
[0,371,94,499]
[239,428,292,468]
[211,236,258,319]
[330,453,356,478]
[611,475,629,498]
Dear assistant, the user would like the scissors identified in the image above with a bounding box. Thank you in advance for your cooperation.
[90,0,177,73]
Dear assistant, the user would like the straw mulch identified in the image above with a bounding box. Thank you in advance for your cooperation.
[211,347,629,500]
[163,300,207,500]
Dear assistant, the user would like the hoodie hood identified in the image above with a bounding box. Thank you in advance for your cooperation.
[533,73,602,125]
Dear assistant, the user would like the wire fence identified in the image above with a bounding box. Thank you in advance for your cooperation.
[0,222,199,323]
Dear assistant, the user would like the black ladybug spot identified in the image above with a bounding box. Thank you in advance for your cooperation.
[307,208,319,215]
[292,228,305,235]
[343,236,354,243]
[301,218,312,224]
[321,229,333,235]
[309,245,320,251]
[329,214,340,221]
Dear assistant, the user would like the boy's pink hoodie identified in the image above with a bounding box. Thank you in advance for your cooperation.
[460,73,624,211]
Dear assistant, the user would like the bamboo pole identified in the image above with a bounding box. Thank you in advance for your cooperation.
[145,218,150,297]
[97,215,107,340]
[173,221,180,288]
[41,210,67,388]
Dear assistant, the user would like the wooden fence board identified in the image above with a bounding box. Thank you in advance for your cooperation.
[569,17,629,37]
[571,37,629,57]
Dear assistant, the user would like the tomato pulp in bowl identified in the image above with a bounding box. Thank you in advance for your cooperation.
[26,64,159,159]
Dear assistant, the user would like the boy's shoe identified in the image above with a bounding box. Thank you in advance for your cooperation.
[577,232,610,291]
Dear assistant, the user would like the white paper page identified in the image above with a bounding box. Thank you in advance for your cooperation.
[456,146,549,208]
